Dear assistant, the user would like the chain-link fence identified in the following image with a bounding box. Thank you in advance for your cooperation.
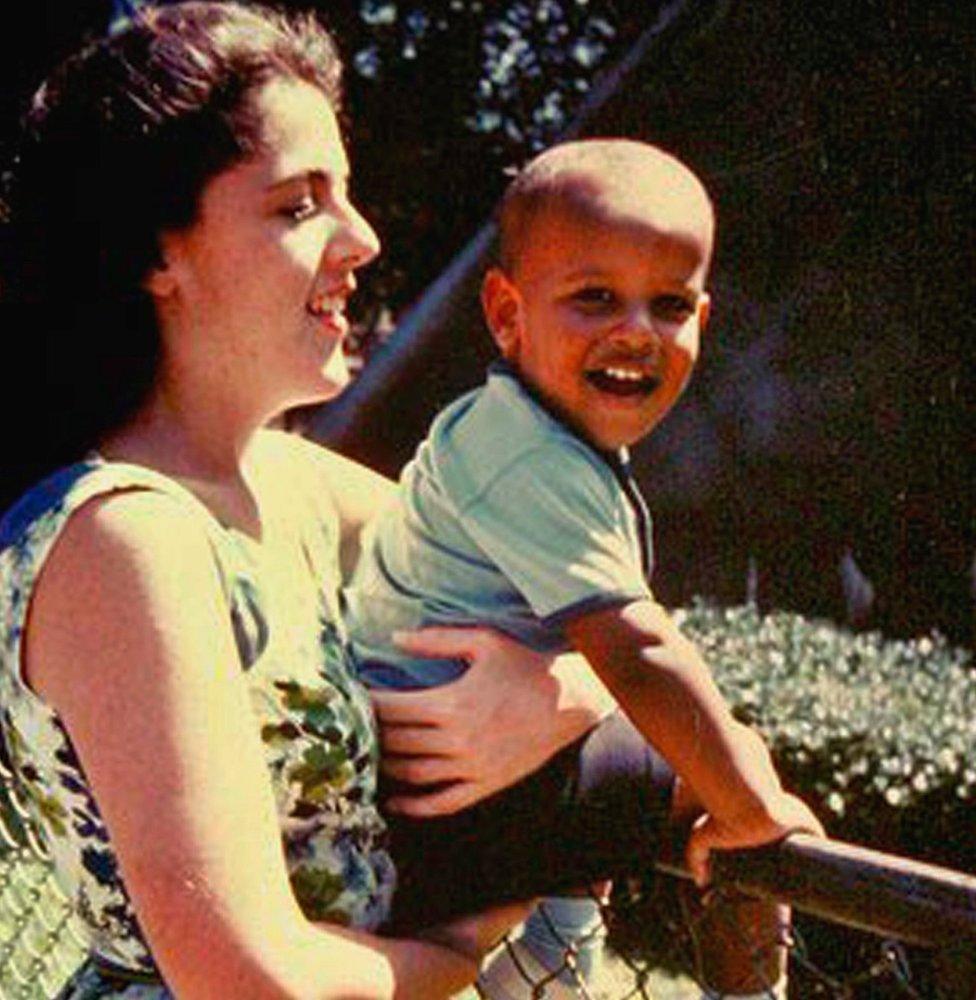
[0,849,87,999]
[3,827,975,999]
[477,833,976,999]
[485,880,954,998]
[481,899,922,998]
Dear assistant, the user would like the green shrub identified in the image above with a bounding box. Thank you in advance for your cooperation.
[611,602,975,994]
[675,600,976,872]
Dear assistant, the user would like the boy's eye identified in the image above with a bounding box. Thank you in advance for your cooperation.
[571,287,619,311]
[651,295,695,321]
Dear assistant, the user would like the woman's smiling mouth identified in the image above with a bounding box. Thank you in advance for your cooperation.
[307,290,350,334]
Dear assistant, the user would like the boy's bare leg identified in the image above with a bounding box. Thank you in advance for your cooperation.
[669,780,789,997]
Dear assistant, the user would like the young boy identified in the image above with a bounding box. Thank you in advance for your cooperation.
[346,140,820,998]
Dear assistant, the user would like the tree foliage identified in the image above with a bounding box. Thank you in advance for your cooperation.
[322,1,655,344]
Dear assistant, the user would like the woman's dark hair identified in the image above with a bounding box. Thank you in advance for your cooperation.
[0,1,343,510]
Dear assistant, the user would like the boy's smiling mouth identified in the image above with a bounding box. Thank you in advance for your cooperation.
[584,366,661,397]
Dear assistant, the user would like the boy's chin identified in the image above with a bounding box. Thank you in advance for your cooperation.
[580,409,665,451]
[579,423,650,453]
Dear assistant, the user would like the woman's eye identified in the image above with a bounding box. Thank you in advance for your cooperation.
[282,196,318,222]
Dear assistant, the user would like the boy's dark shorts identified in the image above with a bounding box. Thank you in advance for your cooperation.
[385,710,674,932]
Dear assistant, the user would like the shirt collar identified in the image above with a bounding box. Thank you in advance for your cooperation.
[487,359,630,470]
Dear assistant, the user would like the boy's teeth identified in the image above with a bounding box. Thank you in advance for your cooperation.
[585,367,661,396]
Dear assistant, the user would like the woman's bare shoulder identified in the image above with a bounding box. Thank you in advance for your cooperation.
[25,487,226,696]
[40,485,209,569]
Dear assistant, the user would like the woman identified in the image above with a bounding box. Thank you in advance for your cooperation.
[0,4,545,995]
[0,4,810,997]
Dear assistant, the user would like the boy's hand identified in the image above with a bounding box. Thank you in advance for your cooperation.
[685,792,825,887]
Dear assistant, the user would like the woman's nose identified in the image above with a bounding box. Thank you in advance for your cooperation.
[333,200,381,270]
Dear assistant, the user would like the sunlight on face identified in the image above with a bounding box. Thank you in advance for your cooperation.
[155,77,379,419]
[492,175,712,451]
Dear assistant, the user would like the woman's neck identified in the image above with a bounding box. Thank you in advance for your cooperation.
[98,382,273,539]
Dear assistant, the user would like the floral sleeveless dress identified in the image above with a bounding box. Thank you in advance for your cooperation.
[0,439,395,998]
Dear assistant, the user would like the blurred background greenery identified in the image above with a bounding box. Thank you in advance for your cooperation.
[3,0,974,645]
[2,5,974,994]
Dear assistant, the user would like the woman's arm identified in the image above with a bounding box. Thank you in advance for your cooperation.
[26,491,513,999]
[287,435,617,816]
[289,433,395,579]
[371,628,616,816]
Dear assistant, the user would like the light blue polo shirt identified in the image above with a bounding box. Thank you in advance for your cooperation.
[343,364,654,689]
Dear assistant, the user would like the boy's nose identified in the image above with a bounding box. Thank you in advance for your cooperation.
[613,308,661,349]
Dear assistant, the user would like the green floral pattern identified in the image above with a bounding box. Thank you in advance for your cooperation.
[0,446,394,999]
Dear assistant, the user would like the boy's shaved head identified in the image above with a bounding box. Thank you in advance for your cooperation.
[484,137,715,451]
[498,139,714,275]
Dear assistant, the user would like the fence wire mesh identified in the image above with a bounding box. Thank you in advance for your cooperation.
[520,876,944,1000]
[2,844,970,1000]
[486,877,941,999]
[0,849,87,1000]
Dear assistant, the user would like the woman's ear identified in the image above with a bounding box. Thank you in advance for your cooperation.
[481,267,523,361]
[142,260,177,299]
[142,232,182,299]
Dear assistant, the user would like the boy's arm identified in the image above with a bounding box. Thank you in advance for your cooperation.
[566,598,822,882]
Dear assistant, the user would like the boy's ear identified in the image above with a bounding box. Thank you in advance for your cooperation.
[481,267,523,360]
[697,292,711,332]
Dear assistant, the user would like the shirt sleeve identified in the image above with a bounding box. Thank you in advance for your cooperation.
[456,441,651,624]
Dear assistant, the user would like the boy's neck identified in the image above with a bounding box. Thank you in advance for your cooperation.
[489,358,630,468]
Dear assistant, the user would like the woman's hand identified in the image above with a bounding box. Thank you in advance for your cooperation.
[370,627,616,816]
[417,898,535,962]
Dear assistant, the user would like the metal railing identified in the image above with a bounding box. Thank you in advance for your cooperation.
[484,835,976,998]
[3,828,975,998]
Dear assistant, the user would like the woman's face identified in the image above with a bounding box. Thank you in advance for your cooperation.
[154,76,379,415]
